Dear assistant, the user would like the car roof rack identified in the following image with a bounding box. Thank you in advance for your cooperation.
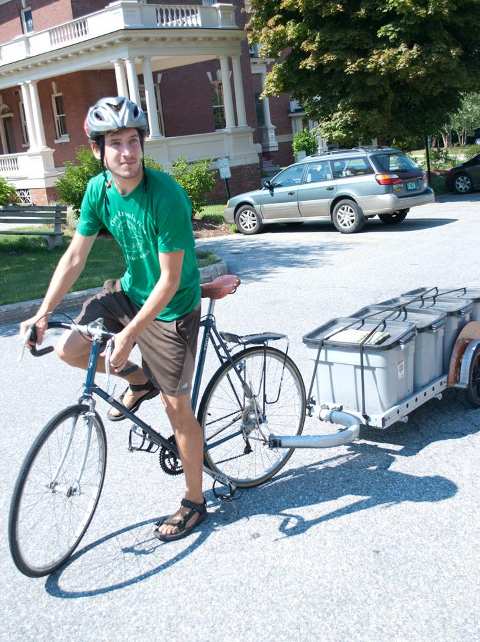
[307,145,401,158]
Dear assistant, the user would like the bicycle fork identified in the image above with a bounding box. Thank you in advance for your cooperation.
[48,404,96,498]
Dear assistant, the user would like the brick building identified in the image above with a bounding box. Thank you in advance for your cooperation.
[0,0,310,204]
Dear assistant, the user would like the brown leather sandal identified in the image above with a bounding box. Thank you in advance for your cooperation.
[153,498,208,542]
[107,380,159,422]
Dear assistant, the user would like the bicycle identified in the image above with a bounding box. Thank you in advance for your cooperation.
[9,274,306,578]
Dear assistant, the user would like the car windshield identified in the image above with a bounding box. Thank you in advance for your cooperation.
[372,153,420,173]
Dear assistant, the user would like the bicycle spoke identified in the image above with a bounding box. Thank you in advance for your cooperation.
[200,347,305,487]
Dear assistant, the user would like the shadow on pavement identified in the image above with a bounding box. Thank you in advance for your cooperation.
[357,388,480,457]
[201,238,352,283]
[363,217,457,232]
[267,217,456,235]
[436,193,480,203]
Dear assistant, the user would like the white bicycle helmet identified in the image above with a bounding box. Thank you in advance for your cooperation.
[84,96,147,140]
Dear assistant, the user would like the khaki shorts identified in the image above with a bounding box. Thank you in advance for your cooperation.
[75,279,200,397]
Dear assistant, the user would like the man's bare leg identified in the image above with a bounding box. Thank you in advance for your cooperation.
[155,392,205,538]
[55,330,150,403]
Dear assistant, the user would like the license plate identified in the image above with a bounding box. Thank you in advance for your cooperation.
[406,181,418,191]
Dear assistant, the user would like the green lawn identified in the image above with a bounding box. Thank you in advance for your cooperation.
[195,203,226,224]
[0,224,220,305]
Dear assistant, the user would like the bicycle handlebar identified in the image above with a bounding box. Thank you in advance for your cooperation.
[26,319,114,357]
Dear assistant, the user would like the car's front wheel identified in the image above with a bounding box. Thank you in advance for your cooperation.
[235,205,264,235]
[332,199,365,234]
[453,173,473,194]
[378,209,409,225]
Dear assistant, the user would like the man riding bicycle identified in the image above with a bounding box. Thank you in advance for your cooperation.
[20,96,207,542]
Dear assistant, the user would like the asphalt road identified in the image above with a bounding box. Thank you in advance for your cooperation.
[1,194,480,642]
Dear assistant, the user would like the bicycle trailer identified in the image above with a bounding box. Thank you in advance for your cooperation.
[269,284,480,451]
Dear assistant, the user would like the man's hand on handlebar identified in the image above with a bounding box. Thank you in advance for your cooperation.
[108,326,136,373]
[20,313,49,351]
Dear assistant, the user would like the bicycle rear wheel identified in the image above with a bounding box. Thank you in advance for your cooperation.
[199,346,306,487]
[9,404,107,578]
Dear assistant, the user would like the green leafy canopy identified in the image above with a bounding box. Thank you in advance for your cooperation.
[249,0,480,145]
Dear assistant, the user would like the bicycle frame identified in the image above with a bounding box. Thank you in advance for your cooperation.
[75,297,257,493]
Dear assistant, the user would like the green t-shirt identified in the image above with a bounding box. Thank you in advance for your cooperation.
[77,168,200,322]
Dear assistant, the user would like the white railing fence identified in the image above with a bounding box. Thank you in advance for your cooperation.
[155,5,201,27]
[0,155,19,173]
[50,18,89,46]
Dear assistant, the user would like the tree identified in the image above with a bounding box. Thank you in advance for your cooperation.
[248,1,480,146]
[449,93,480,146]
[292,128,318,156]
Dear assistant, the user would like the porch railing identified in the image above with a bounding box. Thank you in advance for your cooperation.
[0,155,20,173]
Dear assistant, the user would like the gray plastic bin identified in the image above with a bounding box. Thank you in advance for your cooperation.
[303,317,416,416]
[377,296,472,372]
[352,305,445,389]
[402,286,480,320]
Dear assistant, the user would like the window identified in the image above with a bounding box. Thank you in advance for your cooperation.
[305,161,333,183]
[331,157,373,179]
[212,83,226,130]
[372,153,419,173]
[21,7,34,33]
[272,164,305,188]
[19,99,29,146]
[255,92,265,127]
[51,87,69,141]
[249,43,260,58]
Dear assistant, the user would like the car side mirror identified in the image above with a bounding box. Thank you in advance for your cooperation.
[263,179,273,190]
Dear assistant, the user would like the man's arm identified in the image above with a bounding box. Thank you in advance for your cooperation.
[108,250,184,372]
[20,231,97,345]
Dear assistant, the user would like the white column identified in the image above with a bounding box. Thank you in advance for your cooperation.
[28,80,47,148]
[260,73,273,129]
[125,58,141,106]
[113,59,128,97]
[231,55,247,127]
[141,57,162,139]
[260,72,278,151]
[20,82,38,150]
[219,56,235,129]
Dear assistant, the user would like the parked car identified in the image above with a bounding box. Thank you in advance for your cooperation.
[446,154,480,194]
[224,146,434,234]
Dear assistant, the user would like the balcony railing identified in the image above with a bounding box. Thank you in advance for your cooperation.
[0,2,237,66]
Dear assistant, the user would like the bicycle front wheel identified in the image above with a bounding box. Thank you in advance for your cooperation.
[8,404,107,578]
[200,346,306,487]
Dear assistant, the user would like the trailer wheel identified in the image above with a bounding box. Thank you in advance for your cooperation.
[466,351,480,407]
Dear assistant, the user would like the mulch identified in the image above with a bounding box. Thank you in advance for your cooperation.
[192,218,232,239]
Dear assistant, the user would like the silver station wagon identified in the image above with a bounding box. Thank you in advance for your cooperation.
[224,146,435,234]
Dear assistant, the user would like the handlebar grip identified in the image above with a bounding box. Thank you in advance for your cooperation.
[31,345,55,357]
[28,325,55,357]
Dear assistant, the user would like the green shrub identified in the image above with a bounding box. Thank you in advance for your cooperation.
[0,177,20,205]
[56,147,102,215]
[56,149,215,218]
[170,157,216,215]
[292,129,318,156]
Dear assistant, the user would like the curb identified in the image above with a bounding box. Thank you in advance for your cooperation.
[0,259,228,326]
